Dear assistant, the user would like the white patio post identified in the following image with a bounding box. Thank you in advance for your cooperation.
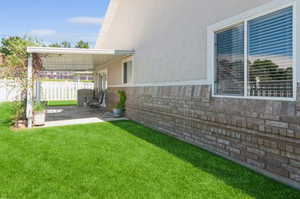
[26,53,33,128]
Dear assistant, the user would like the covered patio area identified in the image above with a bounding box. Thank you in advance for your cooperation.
[26,47,135,128]
[43,105,126,128]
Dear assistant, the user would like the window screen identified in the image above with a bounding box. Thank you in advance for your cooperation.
[248,7,293,97]
[215,24,245,96]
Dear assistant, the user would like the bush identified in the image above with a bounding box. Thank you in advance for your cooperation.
[115,90,126,110]
[33,101,46,112]
[10,101,26,126]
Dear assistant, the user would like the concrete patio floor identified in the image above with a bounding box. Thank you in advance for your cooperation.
[40,106,127,128]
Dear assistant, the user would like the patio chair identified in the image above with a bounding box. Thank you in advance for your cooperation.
[88,91,105,108]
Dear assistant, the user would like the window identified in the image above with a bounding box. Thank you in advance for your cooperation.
[212,5,295,99]
[215,24,245,96]
[123,60,133,84]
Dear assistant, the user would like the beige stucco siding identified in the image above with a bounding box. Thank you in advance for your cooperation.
[96,0,273,85]
[95,59,123,86]
[107,60,123,86]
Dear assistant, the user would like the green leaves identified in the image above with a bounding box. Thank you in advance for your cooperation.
[33,101,47,112]
[49,41,89,49]
[75,40,89,49]
[116,90,126,110]
[0,36,37,57]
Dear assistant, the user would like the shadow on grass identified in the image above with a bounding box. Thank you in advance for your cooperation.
[0,102,14,131]
[109,120,300,199]
[0,118,13,128]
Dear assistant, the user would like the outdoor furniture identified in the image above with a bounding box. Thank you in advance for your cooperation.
[88,91,106,108]
[77,89,94,106]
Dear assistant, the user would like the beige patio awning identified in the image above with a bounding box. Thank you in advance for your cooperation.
[27,47,135,71]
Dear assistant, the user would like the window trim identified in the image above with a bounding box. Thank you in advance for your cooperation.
[121,56,134,85]
[208,0,297,101]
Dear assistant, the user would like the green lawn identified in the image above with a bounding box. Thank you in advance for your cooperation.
[0,103,299,199]
[47,100,78,106]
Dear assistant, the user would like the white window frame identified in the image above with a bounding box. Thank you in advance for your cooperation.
[121,56,134,85]
[207,0,297,101]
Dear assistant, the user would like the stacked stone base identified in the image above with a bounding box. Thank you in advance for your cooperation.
[108,85,300,190]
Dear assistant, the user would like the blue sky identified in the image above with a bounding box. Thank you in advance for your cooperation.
[0,0,110,46]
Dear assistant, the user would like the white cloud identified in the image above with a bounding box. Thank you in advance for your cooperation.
[67,17,104,25]
[30,29,57,36]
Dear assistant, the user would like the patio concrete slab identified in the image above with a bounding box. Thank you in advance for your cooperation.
[36,106,127,128]
[42,117,127,128]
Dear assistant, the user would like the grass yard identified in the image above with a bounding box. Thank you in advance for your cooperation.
[0,103,299,198]
[47,100,78,106]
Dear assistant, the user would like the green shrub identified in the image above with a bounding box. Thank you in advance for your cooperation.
[33,101,46,112]
[115,90,126,110]
[11,101,25,121]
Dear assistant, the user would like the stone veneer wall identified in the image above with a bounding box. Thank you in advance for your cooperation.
[108,84,300,189]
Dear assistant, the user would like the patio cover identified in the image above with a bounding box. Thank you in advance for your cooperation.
[26,47,135,128]
[27,47,135,71]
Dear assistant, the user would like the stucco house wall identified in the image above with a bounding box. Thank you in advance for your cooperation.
[96,0,273,85]
[96,59,123,86]
[95,0,300,189]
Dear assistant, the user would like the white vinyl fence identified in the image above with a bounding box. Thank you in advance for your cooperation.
[0,80,94,102]
[39,81,94,101]
[0,80,21,102]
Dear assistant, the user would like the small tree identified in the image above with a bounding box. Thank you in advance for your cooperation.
[61,41,71,48]
[49,41,72,48]
[1,36,36,98]
[48,43,62,48]
[0,36,43,126]
[48,41,89,49]
[75,40,89,49]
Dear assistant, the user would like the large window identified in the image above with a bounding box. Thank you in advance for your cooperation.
[213,6,294,99]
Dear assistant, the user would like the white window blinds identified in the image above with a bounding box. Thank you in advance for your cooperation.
[214,6,294,99]
[215,24,245,96]
[248,7,293,97]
